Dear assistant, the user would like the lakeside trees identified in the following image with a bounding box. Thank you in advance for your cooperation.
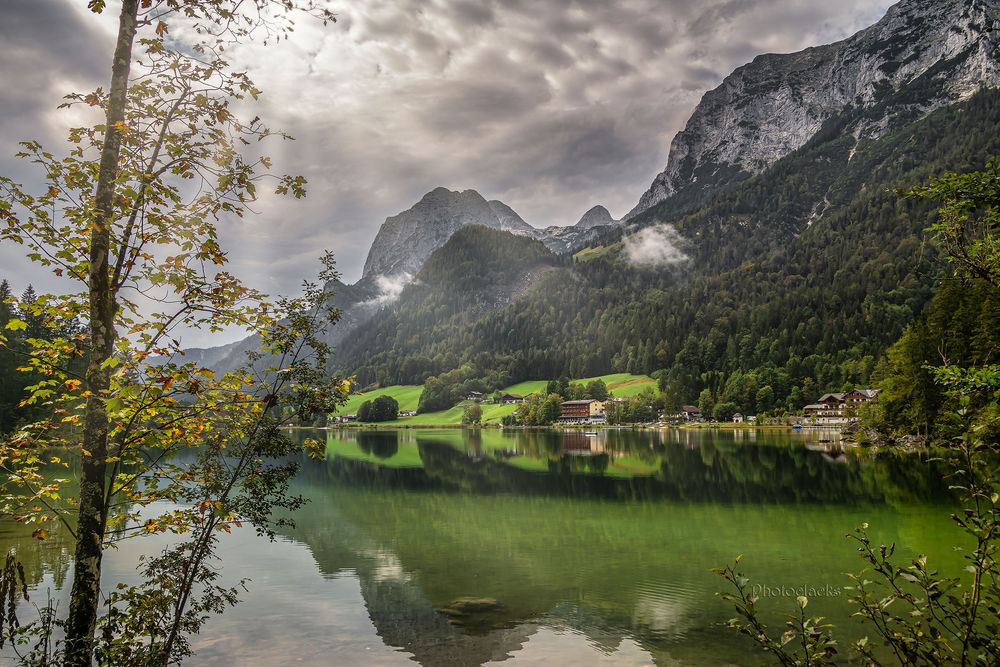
[358,395,399,423]
[0,1,341,663]
[718,163,1000,665]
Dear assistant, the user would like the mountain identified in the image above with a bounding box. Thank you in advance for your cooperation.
[575,205,616,229]
[360,187,620,282]
[189,0,1000,410]
[486,199,537,235]
[341,83,1000,406]
[362,188,513,280]
[626,0,1000,220]
[336,225,563,386]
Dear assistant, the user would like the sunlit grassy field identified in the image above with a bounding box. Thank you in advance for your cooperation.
[333,374,656,425]
[335,385,423,415]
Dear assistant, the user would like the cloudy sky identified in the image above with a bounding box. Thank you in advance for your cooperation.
[1,0,895,339]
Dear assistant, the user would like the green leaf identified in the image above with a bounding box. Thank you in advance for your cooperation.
[100,356,122,370]
[5,318,27,331]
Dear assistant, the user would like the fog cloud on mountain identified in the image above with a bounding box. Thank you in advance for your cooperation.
[623,225,690,268]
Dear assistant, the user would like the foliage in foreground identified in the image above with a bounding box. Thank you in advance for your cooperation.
[0,0,341,664]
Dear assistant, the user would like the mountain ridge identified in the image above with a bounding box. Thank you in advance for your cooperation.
[626,0,1000,220]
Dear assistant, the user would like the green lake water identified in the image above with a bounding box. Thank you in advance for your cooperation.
[1,428,963,665]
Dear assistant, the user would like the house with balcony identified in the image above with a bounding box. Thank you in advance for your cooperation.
[560,399,607,424]
[802,389,880,424]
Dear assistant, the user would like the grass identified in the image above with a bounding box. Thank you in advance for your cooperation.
[394,401,520,426]
[334,385,423,415]
[577,373,657,397]
[501,374,656,400]
[574,242,622,263]
[501,380,550,397]
[333,373,657,426]
[325,435,424,468]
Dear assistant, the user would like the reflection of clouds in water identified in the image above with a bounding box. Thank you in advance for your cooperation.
[362,547,412,583]
[632,580,698,640]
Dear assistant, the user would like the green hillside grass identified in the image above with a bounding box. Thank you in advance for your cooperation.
[335,385,423,415]
[502,374,655,399]
[334,374,655,425]
[573,242,621,264]
[582,373,657,397]
[500,380,549,397]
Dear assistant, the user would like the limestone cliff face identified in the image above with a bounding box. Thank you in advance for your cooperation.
[627,0,1000,219]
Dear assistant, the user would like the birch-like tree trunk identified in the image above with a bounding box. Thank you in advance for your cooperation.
[63,2,138,664]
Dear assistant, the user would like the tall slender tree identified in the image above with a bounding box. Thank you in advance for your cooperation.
[0,1,337,664]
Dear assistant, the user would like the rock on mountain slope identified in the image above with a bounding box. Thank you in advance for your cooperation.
[627,0,1000,220]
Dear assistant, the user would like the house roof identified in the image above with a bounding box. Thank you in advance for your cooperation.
[852,389,880,398]
[562,399,596,405]
[803,404,826,410]
[682,405,701,412]
[502,392,524,398]
[818,393,846,402]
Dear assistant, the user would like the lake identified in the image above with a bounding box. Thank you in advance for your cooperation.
[1,428,961,665]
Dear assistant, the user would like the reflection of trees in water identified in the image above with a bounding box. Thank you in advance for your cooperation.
[357,431,399,459]
[294,430,956,506]
[282,440,957,667]
[2,521,74,592]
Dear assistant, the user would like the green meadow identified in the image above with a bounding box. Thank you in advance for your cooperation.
[332,374,657,425]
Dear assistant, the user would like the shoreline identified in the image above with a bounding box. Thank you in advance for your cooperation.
[290,422,818,432]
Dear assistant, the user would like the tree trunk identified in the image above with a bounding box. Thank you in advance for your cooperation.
[63,2,138,664]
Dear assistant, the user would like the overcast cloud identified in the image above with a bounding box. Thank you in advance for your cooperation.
[0,0,895,343]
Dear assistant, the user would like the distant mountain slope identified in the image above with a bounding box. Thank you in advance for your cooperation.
[574,205,616,229]
[340,88,1000,413]
[336,225,563,384]
[362,188,510,279]
[626,0,1000,220]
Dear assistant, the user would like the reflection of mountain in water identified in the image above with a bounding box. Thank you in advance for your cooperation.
[278,430,958,665]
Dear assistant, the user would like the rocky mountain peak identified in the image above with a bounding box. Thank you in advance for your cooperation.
[362,188,542,280]
[574,205,616,229]
[626,0,1000,220]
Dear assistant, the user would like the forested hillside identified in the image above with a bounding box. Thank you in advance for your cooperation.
[0,281,86,434]
[337,88,1000,414]
[337,226,565,386]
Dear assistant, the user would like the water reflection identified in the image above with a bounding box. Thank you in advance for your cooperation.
[2,429,962,666]
[271,428,959,665]
[296,427,955,505]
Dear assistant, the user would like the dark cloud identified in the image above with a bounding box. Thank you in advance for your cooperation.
[0,0,111,298]
[0,0,899,346]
